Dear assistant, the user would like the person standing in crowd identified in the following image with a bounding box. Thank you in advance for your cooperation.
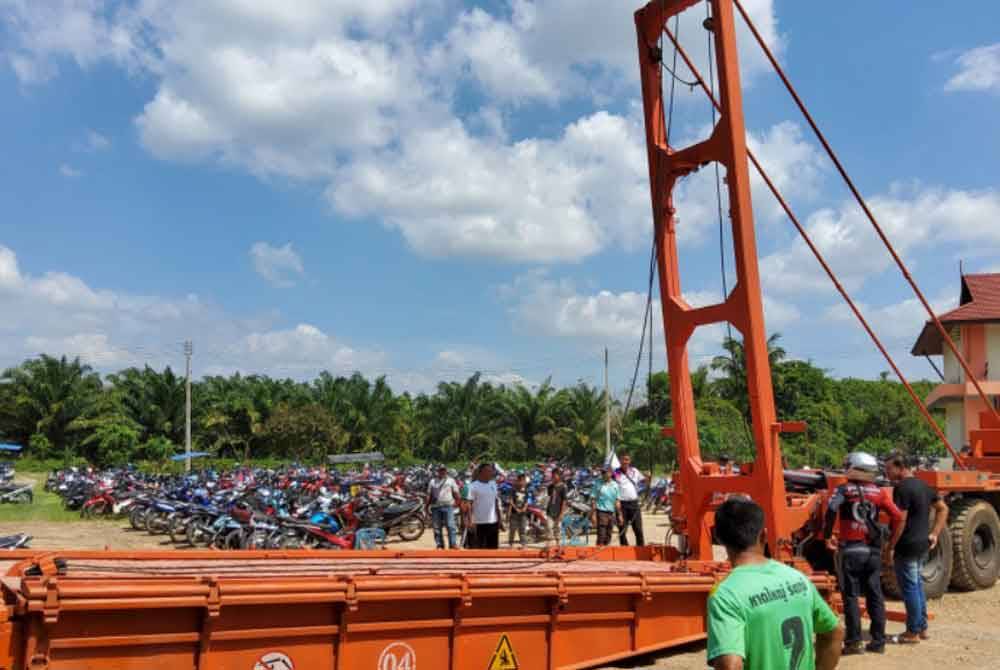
[508,473,529,548]
[546,469,568,546]
[824,452,904,655]
[885,452,949,644]
[468,463,504,549]
[614,452,646,546]
[708,497,844,670]
[591,465,622,547]
[427,465,461,550]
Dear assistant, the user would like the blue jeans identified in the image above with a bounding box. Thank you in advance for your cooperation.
[432,506,457,549]
[894,556,927,634]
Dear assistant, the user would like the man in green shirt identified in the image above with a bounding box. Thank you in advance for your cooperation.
[707,498,844,670]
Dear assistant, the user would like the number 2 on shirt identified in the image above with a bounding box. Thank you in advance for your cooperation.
[781,616,805,670]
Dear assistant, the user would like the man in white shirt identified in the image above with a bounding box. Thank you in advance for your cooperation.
[614,452,646,546]
[427,465,461,549]
[467,463,504,549]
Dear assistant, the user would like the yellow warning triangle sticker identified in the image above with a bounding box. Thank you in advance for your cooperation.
[487,634,519,670]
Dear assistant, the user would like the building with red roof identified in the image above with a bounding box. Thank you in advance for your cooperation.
[912,273,1000,450]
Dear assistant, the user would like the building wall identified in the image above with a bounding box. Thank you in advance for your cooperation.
[947,401,966,450]
[988,324,1000,381]
[943,325,962,383]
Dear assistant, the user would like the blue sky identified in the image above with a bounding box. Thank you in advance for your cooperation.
[1,0,999,396]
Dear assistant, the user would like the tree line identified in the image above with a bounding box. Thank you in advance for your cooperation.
[0,334,944,469]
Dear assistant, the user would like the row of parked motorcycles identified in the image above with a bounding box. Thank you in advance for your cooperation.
[46,462,671,550]
[48,467,427,550]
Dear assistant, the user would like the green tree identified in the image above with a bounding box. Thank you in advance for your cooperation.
[107,366,186,444]
[503,379,564,460]
[711,333,786,420]
[561,383,610,465]
[426,373,504,462]
[0,355,102,457]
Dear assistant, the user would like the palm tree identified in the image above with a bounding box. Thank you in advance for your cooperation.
[197,374,305,461]
[561,383,610,465]
[313,373,402,453]
[0,355,102,458]
[711,333,785,420]
[107,366,186,444]
[503,379,564,460]
[428,373,504,462]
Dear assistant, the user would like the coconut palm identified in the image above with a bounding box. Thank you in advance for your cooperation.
[0,355,102,458]
[561,383,611,465]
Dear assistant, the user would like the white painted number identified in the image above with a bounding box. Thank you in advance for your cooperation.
[378,643,416,670]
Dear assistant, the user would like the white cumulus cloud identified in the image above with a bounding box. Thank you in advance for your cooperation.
[945,43,1000,93]
[250,242,305,288]
[761,184,1000,296]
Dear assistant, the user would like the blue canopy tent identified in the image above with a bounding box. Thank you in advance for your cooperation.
[0,444,23,453]
[170,451,210,462]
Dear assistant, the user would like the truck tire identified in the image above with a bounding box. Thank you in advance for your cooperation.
[882,510,953,600]
[949,499,1000,591]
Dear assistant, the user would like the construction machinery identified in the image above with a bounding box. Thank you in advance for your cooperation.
[0,0,996,668]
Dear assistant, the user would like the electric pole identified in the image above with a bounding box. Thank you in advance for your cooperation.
[604,347,612,463]
[184,340,193,473]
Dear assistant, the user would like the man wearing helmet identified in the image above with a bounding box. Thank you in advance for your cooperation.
[823,452,905,655]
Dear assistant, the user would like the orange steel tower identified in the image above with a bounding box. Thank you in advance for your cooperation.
[635,0,799,562]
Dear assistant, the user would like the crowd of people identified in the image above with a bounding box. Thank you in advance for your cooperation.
[424,453,651,550]
[707,450,947,670]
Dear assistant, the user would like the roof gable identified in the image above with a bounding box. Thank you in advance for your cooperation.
[911,273,1000,356]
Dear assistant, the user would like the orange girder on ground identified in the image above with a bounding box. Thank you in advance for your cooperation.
[0,548,836,670]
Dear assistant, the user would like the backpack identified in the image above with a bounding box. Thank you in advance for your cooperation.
[851,483,888,547]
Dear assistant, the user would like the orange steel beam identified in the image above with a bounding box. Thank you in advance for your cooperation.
[635,0,792,561]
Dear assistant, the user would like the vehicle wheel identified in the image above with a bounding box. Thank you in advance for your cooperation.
[186,519,209,546]
[81,501,105,519]
[949,499,1000,591]
[881,508,952,600]
[397,516,425,542]
[223,528,245,550]
[14,490,31,505]
[168,516,189,544]
[922,526,953,599]
[129,506,147,531]
[146,511,168,535]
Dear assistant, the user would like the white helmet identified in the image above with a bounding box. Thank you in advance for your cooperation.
[843,452,878,481]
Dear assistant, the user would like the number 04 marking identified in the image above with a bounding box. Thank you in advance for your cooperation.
[378,642,416,670]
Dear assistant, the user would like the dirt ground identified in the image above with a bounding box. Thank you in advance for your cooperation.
[1,513,997,670]
[599,582,1000,670]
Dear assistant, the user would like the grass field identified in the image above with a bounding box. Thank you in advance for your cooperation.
[0,475,79,522]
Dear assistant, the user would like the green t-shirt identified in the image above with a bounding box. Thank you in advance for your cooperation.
[591,480,620,513]
[707,560,839,670]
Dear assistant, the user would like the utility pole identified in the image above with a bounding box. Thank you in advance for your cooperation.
[604,347,612,463]
[184,340,193,473]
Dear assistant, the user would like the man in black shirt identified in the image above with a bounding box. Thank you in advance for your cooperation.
[546,470,568,547]
[885,453,949,644]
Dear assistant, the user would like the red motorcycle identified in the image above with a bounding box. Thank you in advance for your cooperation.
[81,486,118,519]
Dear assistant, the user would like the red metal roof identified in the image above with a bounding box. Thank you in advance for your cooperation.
[912,273,1000,356]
